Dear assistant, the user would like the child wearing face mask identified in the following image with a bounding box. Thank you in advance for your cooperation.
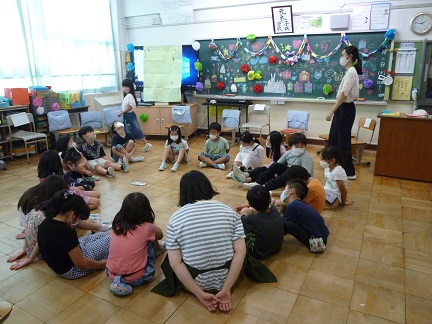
[159,125,189,172]
[320,146,353,207]
[226,131,264,179]
[56,135,97,181]
[235,133,314,191]
[198,122,230,170]
[111,121,144,165]
[280,179,329,248]
[78,126,127,178]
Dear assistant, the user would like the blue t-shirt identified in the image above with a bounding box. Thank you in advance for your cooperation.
[283,200,329,239]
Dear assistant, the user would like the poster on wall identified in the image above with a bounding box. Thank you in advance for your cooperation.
[391,76,413,100]
[370,3,390,30]
[160,0,194,25]
[271,5,294,34]
[352,5,371,31]
[395,49,416,74]
[143,46,182,102]
[299,15,326,32]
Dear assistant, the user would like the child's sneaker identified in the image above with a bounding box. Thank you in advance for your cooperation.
[109,276,133,296]
[226,171,233,179]
[107,167,115,178]
[122,157,129,172]
[199,162,208,168]
[243,182,260,189]
[131,156,144,162]
[159,163,166,171]
[171,163,179,172]
[232,165,246,184]
[214,163,225,170]
[142,143,152,152]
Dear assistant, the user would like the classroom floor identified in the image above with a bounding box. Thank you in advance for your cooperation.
[0,134,431,324]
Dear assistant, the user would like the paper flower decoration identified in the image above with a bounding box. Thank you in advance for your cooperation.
[241,64,250,73]
[51,103,60,111]
[126,43,134,52]
[231,84,237,93]
[192,41,200,51]
[247,71,256,80]
[363,79,374,89]
[195,82,204,91]
[33,97,42,107]
[268,56,278,64]
[194,61,202,71]
[253,84,263,93]
[247,34,256,41]
[216,81,225,90]
[384,29,396,41]
[140,113,148,122]
[127,63,134,71]
[36,107,44,115]
[254,70,262,80]
[323,84,333,95]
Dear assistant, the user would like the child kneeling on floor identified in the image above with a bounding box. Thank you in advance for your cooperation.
[106,192,165,296]
[281,179,329,249]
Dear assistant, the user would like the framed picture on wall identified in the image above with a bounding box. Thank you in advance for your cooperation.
[271,5,294,34]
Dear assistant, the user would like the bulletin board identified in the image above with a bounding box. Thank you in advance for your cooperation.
[198,32,391,101]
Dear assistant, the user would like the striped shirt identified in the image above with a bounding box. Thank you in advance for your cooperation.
[167,200,245,291]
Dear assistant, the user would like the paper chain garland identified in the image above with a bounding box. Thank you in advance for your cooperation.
[208,30,395,64]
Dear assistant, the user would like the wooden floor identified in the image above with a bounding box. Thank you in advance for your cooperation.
[0,135,431,324]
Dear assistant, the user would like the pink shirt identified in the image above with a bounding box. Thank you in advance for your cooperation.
[107,223,156,282]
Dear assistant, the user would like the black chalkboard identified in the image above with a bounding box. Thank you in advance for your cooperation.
[198,32,390,101]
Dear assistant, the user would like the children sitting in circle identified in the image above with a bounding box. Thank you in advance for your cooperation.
[226,131,264,179]
[321,146,354,207]
[106,192,164,296]
[37,189,110,279]
[198,122,230,170]
[159,125,189,172]
[78,126,128,177]
[111,121,144,164]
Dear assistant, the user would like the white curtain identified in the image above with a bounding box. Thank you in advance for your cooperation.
[0,0,117,95]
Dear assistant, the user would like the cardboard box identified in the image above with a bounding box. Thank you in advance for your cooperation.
[4,88,30,105]
[30,92,60,114]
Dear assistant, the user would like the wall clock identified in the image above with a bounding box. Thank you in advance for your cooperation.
[410,12,432,35]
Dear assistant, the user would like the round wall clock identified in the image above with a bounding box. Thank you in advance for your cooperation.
[410,12,432,35]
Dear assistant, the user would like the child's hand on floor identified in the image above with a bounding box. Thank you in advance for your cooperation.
[344,199,354,206]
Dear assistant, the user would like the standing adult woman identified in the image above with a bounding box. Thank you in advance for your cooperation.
[325,46,362,179]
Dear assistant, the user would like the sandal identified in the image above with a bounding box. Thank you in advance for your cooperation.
[16,230,25,240]
[0,302,12,320]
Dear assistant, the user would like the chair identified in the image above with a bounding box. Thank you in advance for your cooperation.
[165,105,192,141]
[240,104,271,138]
[6,113,48,163]
[47,110,79,140]
[80,111,109,146]
[280,110,310,146]
[221,109,241,146]
[319,117,377,166]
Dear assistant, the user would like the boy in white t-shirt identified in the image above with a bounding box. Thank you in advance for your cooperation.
[320,146,353,207]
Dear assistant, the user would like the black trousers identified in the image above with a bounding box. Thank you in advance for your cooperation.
[248,166,268,182]
[284,221,328,248]
[255,163,307,191]
[328,102,356,177]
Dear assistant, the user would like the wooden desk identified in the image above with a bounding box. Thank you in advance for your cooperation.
[375,112,432,182]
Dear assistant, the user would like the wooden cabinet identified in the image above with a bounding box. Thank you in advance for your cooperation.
[135,104,197,136]
[0,105,29,159]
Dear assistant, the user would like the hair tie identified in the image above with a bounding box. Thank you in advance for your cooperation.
[352,59,358,66]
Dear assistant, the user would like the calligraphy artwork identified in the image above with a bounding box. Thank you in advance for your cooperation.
[271,5,294,34]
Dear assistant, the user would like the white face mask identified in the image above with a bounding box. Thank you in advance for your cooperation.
[291,147,305,156]
[339,56,350,67]
[320,160,329,169]
[280,190,290,203]
[209,134,218,140]
[170,135,178,141]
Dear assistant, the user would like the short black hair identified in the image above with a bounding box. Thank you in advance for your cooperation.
[209,122,221,132]
[112,192,155,236]
[284,165,311,183]
[178,170,219,206]
[246,186,270,212]
[56,135,72,152]
[287,179,309,200]
[40,189,90,220]
[37,150,63,178]
[321,146,341,164]
[288,133,307,147]
[63,148,82,164]
[78,126,94,139]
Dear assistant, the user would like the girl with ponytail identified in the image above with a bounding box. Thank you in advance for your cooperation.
[325,45,362,179]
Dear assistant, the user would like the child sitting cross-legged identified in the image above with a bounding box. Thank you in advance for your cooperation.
[198,122,230,170]
[234,185,284,259]
[280,179,330,249]
[78,126,128,178]
[111,121,144,165]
